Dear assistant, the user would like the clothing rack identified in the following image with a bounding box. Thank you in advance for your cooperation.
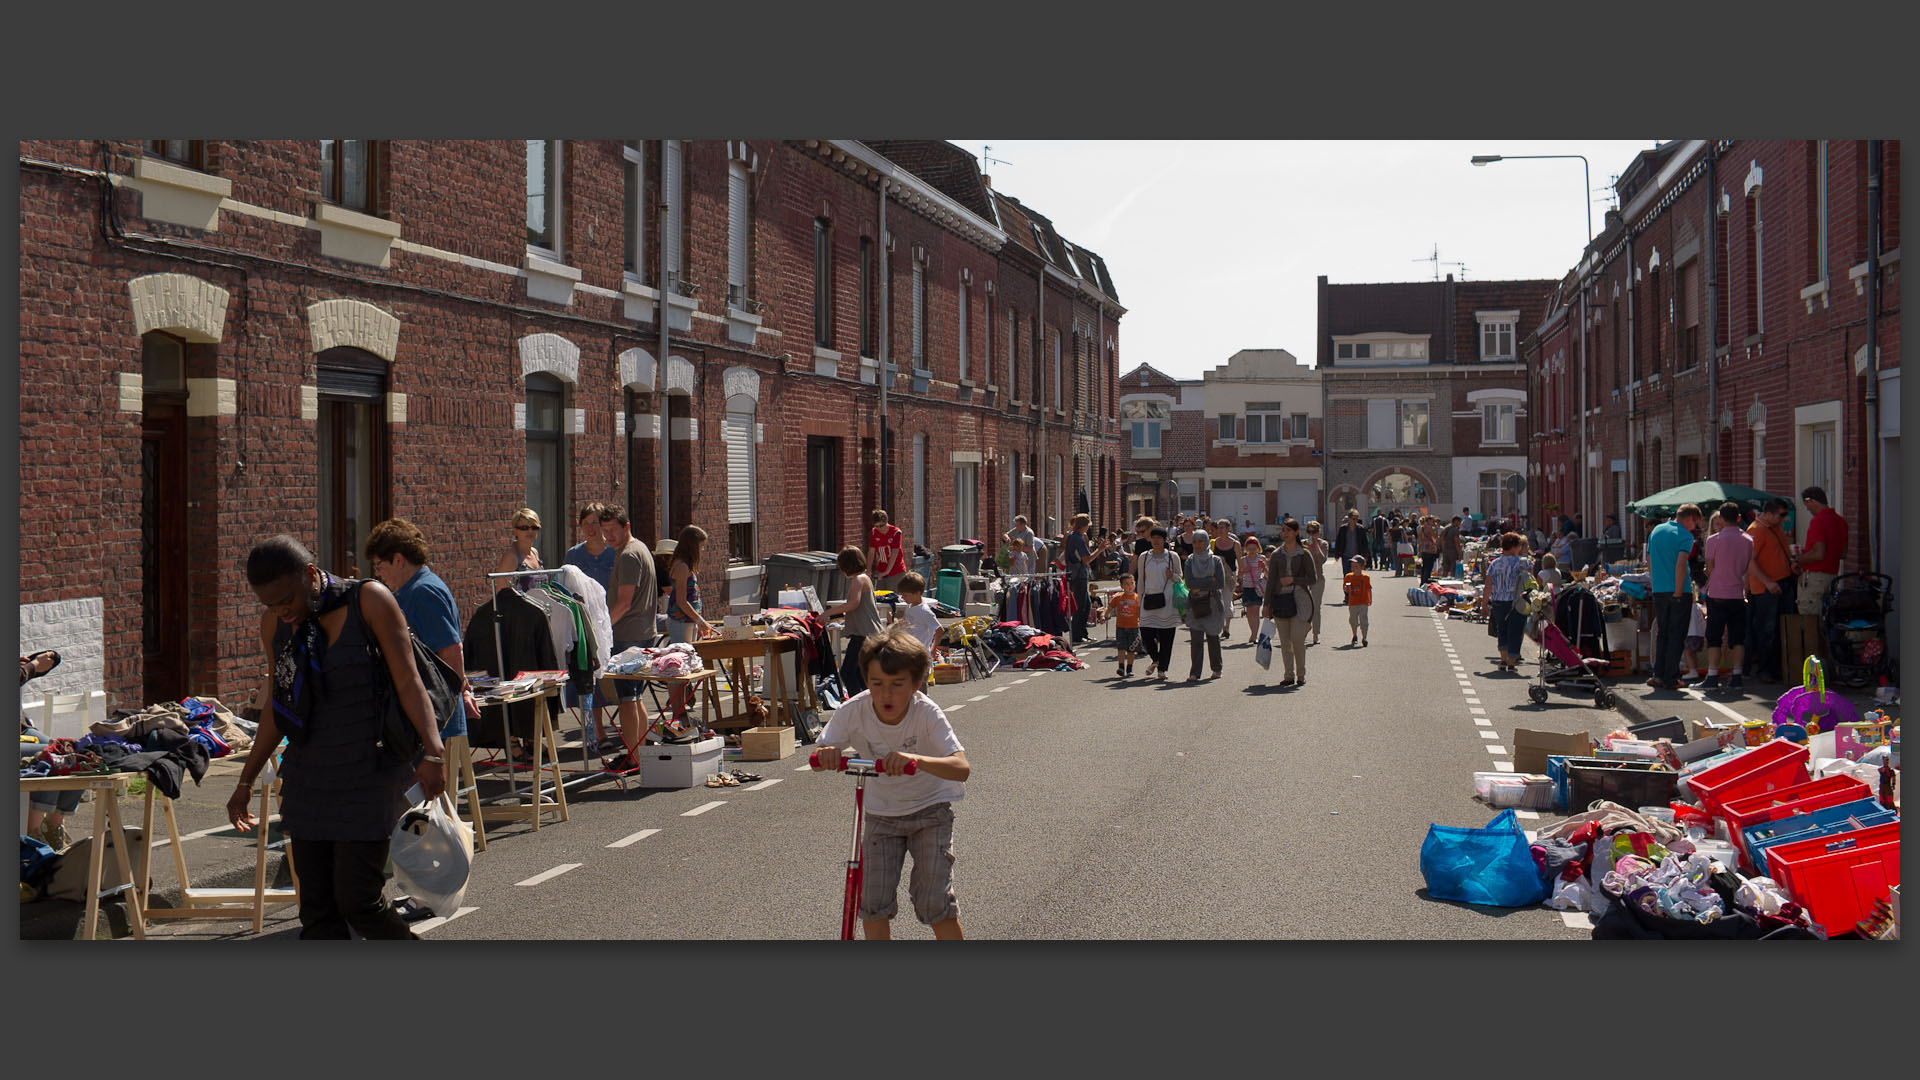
[998,570,1068,582]
[482,569,575,810]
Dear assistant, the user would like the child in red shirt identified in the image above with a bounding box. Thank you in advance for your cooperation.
[1109,573,1142,678]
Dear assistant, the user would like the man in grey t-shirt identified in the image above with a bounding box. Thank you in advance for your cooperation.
[600,506,658,766]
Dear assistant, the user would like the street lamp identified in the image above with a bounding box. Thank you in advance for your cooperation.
[1472,150,1596,538]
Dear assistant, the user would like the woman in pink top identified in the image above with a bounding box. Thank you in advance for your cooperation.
[1699,501,1755,691]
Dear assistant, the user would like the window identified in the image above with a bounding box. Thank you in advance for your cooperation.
[1218,413,1236,440]
[1647,268,1662,370]
[1813,141,1829,284]
[806,436,840,553]
[524,372,567,568]
[623,141,647,279]
[1289,413,1309,441]
[957,280,970,380]
[913,433,928,547]
[663,140,686,292]
[1177,478,1198,514]
[1030,318,1041,404]
[1481,402,1516,444]
[1337,343,1372,361]
[814,218,833,348]
[1679,260,1701,369]
[1366,399,1397,450]
[1052,330,1062,409]
[1005,308,1018,400]
[317,348,391,579]
[728,160,751,310]
[984,294,995,388]
[526,140,562,255]
[1677,455,1701,487]
[1131,421,1163,450]
[954,463,978,542]
[1245,408,1287,444]
[1478,315,1516,361]
[1478,470,1518,521]
[911,261,926,369]
[1400,401,1429,448]
[1123,400,1168,452]
[320,140,379,213]
[859,237,875,358]
[1748,187,1764,336]
[724,406,756,563]
[1752,429,1767,490]
[1336,337,1427,364]
[145,140,205,169]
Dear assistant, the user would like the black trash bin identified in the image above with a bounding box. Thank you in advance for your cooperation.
[1569,536,1601,572]
[940,543,983,576]
[765,552,840,608]
[803,550,849,603]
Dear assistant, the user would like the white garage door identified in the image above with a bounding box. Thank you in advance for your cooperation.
[1274,480,1320,526]
[1210,490,1263,533]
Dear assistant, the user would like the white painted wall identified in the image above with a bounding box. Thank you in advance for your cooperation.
[19,597,105,705]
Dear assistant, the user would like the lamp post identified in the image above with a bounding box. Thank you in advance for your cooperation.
[1472,152,1595,540]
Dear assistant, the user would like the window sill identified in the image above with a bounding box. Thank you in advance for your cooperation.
[726,307,763,344]
[622,276,659,322]
[1800,279,1830,314]
[1131,448,1162,459]
[665,291,699,332]
[524,251,580,306]
[129,155,232,231]
[958,378,978,390]
[312,201,400,267]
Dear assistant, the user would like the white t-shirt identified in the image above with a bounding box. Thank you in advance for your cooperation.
[898,600,942,650]
[817,691,965,817]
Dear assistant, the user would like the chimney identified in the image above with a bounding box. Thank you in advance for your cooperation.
[982,174,992,189]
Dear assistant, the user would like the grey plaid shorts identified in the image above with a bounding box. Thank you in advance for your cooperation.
[859,801,958,925]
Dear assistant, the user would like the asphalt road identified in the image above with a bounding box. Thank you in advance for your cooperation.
[136,570,1619,942]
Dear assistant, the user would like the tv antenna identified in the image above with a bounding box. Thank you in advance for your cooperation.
[1412,244,1467,281]
[983,144,1012,169]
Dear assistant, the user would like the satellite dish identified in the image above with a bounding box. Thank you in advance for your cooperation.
[1504,474,1528,496]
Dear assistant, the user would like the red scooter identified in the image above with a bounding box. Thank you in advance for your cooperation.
[810,751,916,940]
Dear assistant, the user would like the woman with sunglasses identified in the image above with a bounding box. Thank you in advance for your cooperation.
[495,507,544,576]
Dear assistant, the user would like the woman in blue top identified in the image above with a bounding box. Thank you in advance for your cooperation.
[1485,531,1532,672]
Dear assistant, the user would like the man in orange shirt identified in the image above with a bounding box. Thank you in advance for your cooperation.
[1743,497,1795,683]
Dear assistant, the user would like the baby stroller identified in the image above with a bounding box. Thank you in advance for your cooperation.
[1527,584,1617,709]
[1821,572,1894,688]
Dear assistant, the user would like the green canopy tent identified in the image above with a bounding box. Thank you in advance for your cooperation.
[1627,481,1796,528]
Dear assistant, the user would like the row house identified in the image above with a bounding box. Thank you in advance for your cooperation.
[1199,350,1323,529]
[1524,140,1899,586]
[16,138,1122,709]
[1316,275,1555,524]
[1117,363,1202,525]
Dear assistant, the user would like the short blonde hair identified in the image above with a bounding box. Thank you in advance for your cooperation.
[512,507,542,529]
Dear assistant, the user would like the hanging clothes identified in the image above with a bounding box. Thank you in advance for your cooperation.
[464,587,559,748]
[556,565,612,675]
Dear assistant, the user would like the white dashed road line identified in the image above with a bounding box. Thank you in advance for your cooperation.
[1478,730,1500,740]
[515,863,582,887]
[1475,718,1493,727]
[969,695,990,702]
[745,778,783,791]
[1484,745,1507,755]
[1493,761,1515,772]
[607,828,660,849]
[681,801,726,817]
[413,906,479,934]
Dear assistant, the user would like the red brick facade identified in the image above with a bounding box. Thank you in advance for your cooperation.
[17,139,1123,708]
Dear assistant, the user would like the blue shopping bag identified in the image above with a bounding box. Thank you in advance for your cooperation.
[1419,808,1551,907]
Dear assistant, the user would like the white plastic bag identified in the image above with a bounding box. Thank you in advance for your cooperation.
[389,787,473,916]
[1254,619,1275,671]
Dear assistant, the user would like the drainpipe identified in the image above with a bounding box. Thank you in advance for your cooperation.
[1625,230,1638,544]
[1863,139,1883,570]
[878,177,891,519]
[1705,146,1720,482]
[1037,260,1046,530]
[1578,259,1590,537]
[657,143,672,543]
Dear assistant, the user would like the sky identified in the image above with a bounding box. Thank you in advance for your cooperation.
[945,140,1663,381]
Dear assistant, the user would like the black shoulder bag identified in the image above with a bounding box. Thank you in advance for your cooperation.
[355,584,461,764]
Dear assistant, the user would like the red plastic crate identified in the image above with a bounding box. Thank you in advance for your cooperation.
[1718,775,1877,872]
[1763,821,1901,933]
[1686,739,1811,815]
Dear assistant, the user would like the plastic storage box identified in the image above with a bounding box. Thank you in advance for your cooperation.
[638,736,725,789]
[1684,739,1811,815]
[1740,799,1896,876]
[1762,820,1901,932]
[1717,774,1876,871]
[1564,757,1679,813]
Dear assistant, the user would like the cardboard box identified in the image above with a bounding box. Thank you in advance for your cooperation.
[738,725,795,762]
[932,664,969,684]
[638,736,725,789]
[1511,728,1597,776]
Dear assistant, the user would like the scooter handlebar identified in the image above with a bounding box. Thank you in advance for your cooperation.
[809,752,916,775]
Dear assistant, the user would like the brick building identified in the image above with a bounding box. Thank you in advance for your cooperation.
[17,139,1122,709]
[1316,275,1555,524]
[1198,349,1323,530]
[1523,139,1900,593]
[1117,363,1200,524]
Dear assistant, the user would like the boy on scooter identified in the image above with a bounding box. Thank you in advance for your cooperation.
[813,627,971,939]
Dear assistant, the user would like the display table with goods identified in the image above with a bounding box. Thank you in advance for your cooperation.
[1429,702,1900,940]
[467,680,569,832]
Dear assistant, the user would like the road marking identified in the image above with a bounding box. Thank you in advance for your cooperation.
[1677,688,1761,724]
[413,906,479,934]
[969,695,990,702]
[1464,697,1481,705]
[515,863,582,887]
[1514,810,1541,820]
[745,778,783,791]
[1523,829,1538,842]
[1485,745,1507,755]
[1013,678,1031,684]
[682,801,726,817]
[991,686,1010,693]
[151,824,231,849]
[946,704,966,712]
[607,828,660,849]
[1493,761,1515,772]
[1469,707,1486,714]
[1478,730,1500,740]
[795,763,816,771]
[1560,911,1593,931]
[1474,717,1493,727]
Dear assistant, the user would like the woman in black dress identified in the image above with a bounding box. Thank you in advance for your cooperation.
[226,535,447,940]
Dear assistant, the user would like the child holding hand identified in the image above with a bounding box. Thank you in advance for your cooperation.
[1343,556,1372,647]
[1109,572,1142,678]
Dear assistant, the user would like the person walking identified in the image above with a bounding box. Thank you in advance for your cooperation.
[1646,505,1703,691]
[1237,534,1267,640]
[1333,509,1371,574]
[1181,530,1229,681]
[1263,518,1319,687]
[1791,486,1848,616]
[1485,531,1533,674]
[494,507,543,575]
[1416,515,1441,586]
[1132,526,1183,682]
[1700,502,1755,692]
[227,535,445,940]
[1743,497,1796,684]
[1342,556,1372,647]
[1370,512,1390,570]
[1440,515,1463,579]
[1303,520,1331,645]
[1211,518,1239,641]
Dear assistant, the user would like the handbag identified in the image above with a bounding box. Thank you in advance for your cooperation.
[357,586,460,765]
[1191,593,1214,620]
[1269,589,1298,621]
[1419,808,1551,907]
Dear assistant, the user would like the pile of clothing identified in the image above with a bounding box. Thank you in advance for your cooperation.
[606,642,701,678]
[982,623,1085,671]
